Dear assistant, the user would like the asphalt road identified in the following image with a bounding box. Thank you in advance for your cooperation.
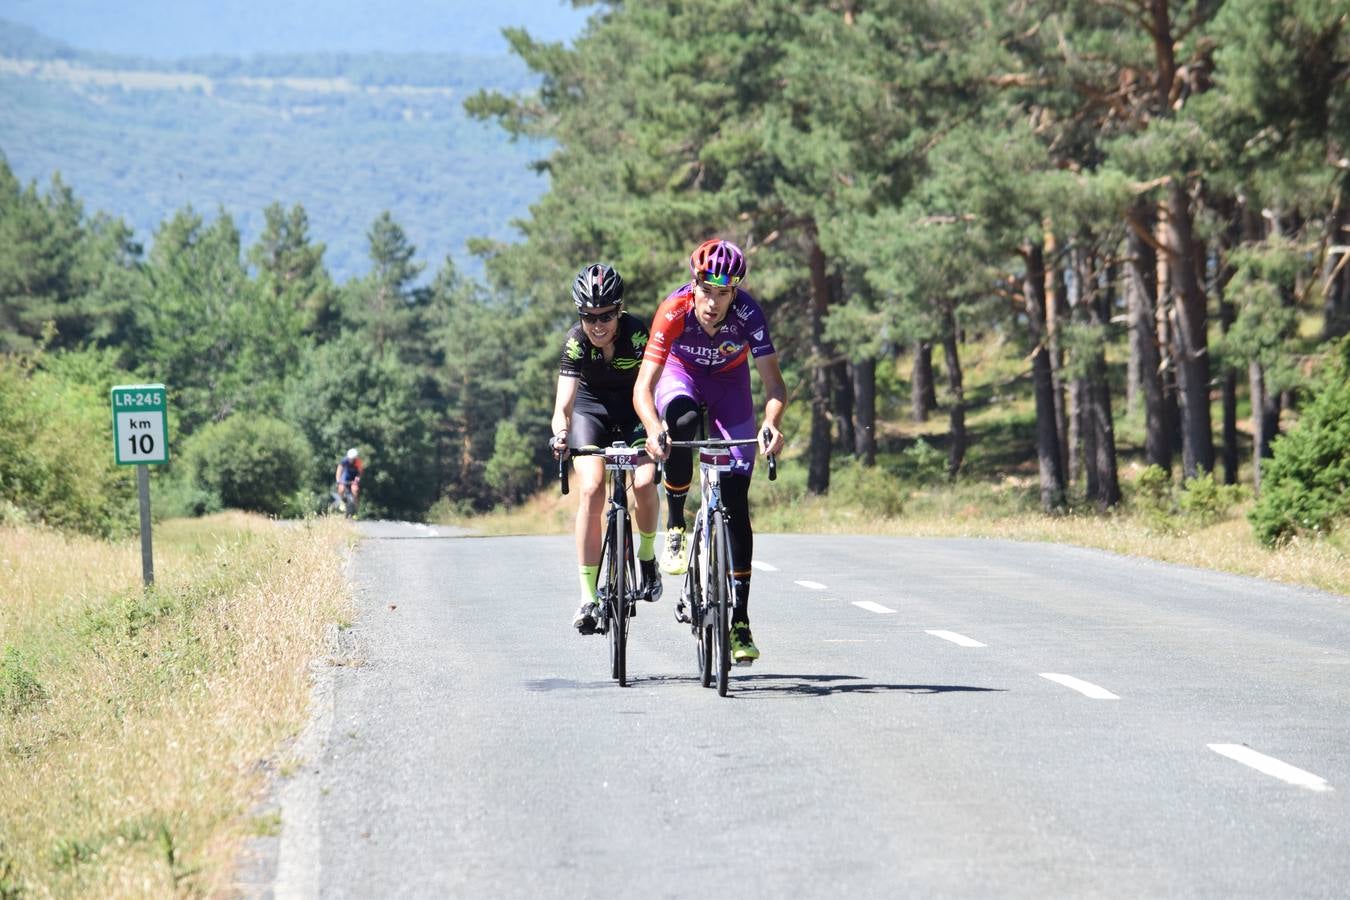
[266,524,1350,898]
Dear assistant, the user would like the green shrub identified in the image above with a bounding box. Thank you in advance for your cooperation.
[901,438,948,483]
[151,467,223,520]
[484,421,536,504]
[830,459,906,518]
[1130,464,1178,533]
[0,647,47,717]
[1130,465,1246,533]
[1250,340,1350,545]
[181,415,313,516]
[0,353,137,538]
[1177,473,1246,527]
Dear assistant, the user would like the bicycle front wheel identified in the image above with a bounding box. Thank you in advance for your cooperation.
[688,512,712,688]
[709,510,732,697]
[609,512,628,686]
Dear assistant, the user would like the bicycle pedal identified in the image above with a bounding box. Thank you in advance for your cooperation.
[733,658,755,667]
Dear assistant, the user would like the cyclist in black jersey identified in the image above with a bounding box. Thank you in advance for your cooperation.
[551,263,662,633]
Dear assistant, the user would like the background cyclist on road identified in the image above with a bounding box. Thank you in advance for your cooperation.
[551,263,663,634]
[634,238,786,663]
[334,447,363,511]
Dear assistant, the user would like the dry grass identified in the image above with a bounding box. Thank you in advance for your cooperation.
[0,513,354,897]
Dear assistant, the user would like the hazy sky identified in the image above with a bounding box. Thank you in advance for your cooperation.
[0,0,591,58]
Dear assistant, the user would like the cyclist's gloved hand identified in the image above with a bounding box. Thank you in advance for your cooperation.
[646,430,670,462]
[550,429,569,460]
[759,424,784,457]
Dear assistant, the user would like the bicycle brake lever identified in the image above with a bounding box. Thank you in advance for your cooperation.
[762,427,778,481]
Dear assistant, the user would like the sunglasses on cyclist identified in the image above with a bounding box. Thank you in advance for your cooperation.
[698,272,742,288]
[579,309,620,324]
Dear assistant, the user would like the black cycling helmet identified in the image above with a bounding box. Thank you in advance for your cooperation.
[571,263,624,310]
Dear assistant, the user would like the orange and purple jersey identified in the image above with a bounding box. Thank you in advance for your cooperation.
[644,284,776,375]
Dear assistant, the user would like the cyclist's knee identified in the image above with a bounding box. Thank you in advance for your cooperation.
[633,463,659,491]
[663,396,701,439]
[576,475,605,507]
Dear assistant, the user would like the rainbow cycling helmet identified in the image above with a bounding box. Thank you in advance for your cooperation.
[689,238,747,287]
[571,263,625,310]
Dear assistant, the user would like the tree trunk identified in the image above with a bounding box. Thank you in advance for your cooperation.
[941,310,966,478]
[1072,377,1090,496]
[1239,200,1284,492]
[1045,229,1070,482]
[806,225,832,494]
[1165,182,1215,478]
[1126,254,1141,416]
[1249,360,1281,493]
[1127,204,1170,470]
[1215,221,1240,486]
[832,359,855,454]
[1156,216,1183,463]
[851,357,877,466]
[911,340,937,422]
[1324,175,1350,340]
[1022,241,1066,510]
[1085,257,1121,509]
[1068,244,1089,496]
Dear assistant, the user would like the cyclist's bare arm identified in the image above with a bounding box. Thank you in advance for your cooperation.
[551,374,581,456]
[754,352,787,456]
[633,358,668,461]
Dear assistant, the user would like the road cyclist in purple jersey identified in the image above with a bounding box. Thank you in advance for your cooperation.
[550,263,663,634]
[634,238,786,663]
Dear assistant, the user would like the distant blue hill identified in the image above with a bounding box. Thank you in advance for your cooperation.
[0,16,569,282]
[0,0,590,58]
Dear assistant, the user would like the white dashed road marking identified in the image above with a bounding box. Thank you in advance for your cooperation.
[852,601,896,615]
[1039,673,1119,700]
[751,560,779,572]
[795,580,828,590]
[1208,744,1333,792]
[926,630,986,647]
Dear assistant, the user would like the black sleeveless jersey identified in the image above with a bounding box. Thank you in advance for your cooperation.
[557,312,649,409]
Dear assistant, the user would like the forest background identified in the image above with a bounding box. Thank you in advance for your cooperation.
[2,0,1348,553]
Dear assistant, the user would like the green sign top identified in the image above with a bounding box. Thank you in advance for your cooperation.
[112,384,167,413]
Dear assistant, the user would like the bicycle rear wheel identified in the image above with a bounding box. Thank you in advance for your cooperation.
[709,510,731,697]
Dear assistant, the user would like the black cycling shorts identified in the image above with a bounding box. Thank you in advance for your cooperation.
[568,400,646,450]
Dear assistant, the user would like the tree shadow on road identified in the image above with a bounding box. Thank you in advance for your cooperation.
[625,672,1005,698]
[729,673,1005,698]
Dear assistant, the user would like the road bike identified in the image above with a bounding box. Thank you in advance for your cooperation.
[664,429,776,697]
[559,442,650,687]
[332,483,358,518]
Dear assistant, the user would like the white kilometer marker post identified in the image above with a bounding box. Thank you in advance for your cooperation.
[751,560,779,572]
[852,601,896,614]
[1039,673,1120,699]
[795,580,828,590]
[1208,744,1333,792]
[926,630,986,648]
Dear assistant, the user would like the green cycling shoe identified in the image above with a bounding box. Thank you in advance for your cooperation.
[729,621,759,664]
